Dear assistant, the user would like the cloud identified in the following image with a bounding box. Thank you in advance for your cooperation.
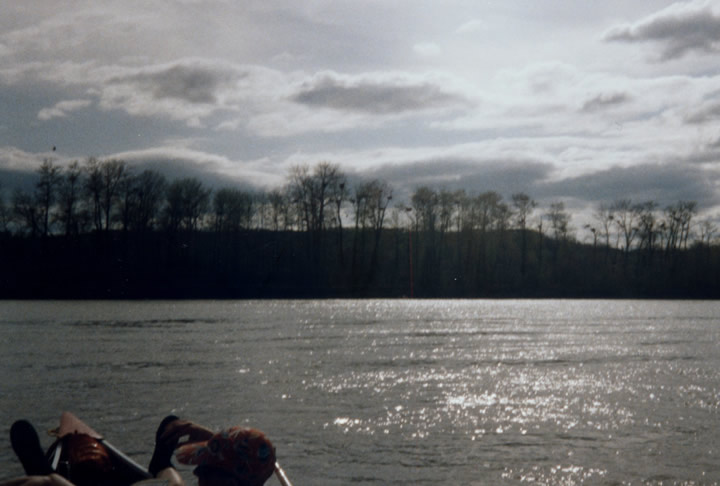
[98,59,250,125]
[581,92,630,112]
[603,0,720,60]
[413,42,442,57]
[110,63,243,105]
[685,100,720,123]
[546,162,720,207]
[110,146,282,189]
[0,146,53,195]
[442,64,720,153]
[92,60,303,133]
[293,142,558,202]
[291,72,468,115]
[0,58,251,126]
[0,146,47,172]
[37,99,92,121]
[372,158,553,199]
[2,51,474,137]
[455,19,486,35]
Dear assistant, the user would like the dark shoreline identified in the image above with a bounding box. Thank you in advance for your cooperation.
[2,228,718,300]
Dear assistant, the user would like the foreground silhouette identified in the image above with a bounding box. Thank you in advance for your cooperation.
[3,414,288,486]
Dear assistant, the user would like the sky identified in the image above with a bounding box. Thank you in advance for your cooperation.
[2,0,720,230]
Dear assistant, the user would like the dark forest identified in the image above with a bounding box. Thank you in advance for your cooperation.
[1,158,718,299]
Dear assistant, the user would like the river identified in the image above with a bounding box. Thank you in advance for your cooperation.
[1,300,719,485]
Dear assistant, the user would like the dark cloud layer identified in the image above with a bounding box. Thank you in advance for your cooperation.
[356,154,720,212]
[367,158,554,202]
[581,92,629,112]
[545,162,720,207]
[292,75,466,114]
[133,158,253,191]
[109,61,244,105]
[686,101,720,124]
[604,2,720,60]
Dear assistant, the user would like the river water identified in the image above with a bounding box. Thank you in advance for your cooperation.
[1,300,719,485]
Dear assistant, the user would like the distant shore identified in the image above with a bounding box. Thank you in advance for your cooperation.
[2,229,718,300]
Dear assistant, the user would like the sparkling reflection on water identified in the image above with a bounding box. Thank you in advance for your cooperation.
[1,300,719,485]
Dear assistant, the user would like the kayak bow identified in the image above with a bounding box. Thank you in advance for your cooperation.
[48,412,152,482]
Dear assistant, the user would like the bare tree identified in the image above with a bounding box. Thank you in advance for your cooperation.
[57,161,84,236]
[453,190,470,233]
[118,168,168,233]
[356,179,392,279]
[350,181,372,276]
[698,218,717,246]
[466,191,506,283]
[36,159,62,236]
[494,200,511,232]
[438,189,458,236]
[412,186,438,233]
[471,191,504,234]
[287,162,344,233]
[99,159,126,230]
[512,193,535,231]
[663,201,697,252]
[0,185,9,233]
[164,177,211,232]
[611,199,636,254]
[82,158,129,231]
[512,192,536,276]
[678,201,697,249]
[117,168,136,232]
[547,201,571,241]
[635,200,658,254]
[12,189,39,237]
[366,180,393,262]
[84,157,103,231]
[213,188,254,233]
[593,203,615,250]
[267,189,290,231]
[287,165,311,232]
[128,170,167,232]
[331,175,348,264]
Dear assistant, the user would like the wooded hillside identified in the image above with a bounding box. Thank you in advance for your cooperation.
[1,159,718,298]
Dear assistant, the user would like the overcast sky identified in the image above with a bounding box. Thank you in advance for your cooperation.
[2,0,720,224]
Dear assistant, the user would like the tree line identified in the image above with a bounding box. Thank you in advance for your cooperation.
[0,158,718,298]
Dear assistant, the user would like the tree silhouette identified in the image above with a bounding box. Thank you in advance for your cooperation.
[164,177,210,232]
[512,192,536,276]
[266,189,291,231]
[362,179,393,285]
[212,187,254,233]
[99,159,126,231]
[612,199,636,256]
[127,169,167,233]
[11,189,39,237]
[0,185,9,233]
[635,200,658,265]
[593,203,615,260]
[57,161,84,236]
[84,157,104,231]
[36,159,62,237]
[0,158,718,299]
